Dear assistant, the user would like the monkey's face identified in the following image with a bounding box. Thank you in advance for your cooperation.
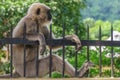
[36,5,52,25]
[27,3,52,25]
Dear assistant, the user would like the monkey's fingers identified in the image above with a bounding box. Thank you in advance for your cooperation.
[75,43,82,53]
[65,34,82,52]
[39,45,46,55]
[69,35,82,52]
[73,36,81,52]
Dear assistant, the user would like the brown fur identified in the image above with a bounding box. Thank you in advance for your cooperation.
[2,3,82,77]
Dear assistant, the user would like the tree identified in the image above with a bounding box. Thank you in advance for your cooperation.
[0,0,86,39]
[81,0,120,22]
[0,0,86,76]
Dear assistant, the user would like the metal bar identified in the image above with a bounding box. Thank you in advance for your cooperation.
[87,25,90,61]
[49,24,52,78]
[0,38,39,45]
[61,1,65,77]
[80,40,120,46]
[23,23,26,77]
[36,20,39,77]
[10,24,13,78]
[111,25,114,77]
[2,38,120,46]
[99,26,102,77]
[75,25,78,77]
[86,25,90,77]
[62,23,65,77]
[36,45,39,77]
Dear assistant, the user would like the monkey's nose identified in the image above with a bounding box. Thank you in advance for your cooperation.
[47,10,52,20]
[48,14,52,20]
[48,15,52,21]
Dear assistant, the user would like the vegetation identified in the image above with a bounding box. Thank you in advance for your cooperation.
[0,0,86,77]
[0,0,86,38]
[81,0,120,22]
[1,0,120,78]
[83,18,120,77]
[83,18,120,40]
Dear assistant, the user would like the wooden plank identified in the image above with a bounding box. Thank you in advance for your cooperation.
[0,78,120,80]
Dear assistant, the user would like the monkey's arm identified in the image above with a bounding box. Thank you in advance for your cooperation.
[25,33,46,55]
[42,26,81,52]
[48,34,81,52]
[13,18,46,55]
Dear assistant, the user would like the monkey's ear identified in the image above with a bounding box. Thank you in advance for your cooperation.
[36,8,41,15]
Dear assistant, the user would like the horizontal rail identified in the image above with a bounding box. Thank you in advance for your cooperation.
[0,38,120,46]
[81,40,120,46]
[0,38,39,45]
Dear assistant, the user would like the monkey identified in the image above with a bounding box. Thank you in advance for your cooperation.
[78,61,94,77]
[0,3,82,78]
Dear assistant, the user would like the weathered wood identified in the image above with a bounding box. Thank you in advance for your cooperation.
[0,78,120,80]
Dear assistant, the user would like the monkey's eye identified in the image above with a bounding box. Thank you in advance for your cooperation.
[36,8,41,15]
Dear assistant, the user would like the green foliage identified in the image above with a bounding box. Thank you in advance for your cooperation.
[0,49,11,74]
[0,0,86,39]
[0,62,11,74]
[0,50,6,59]
[83,18,120,77]
[83,18,120,40]
[115,58,120,71]
[81,0,120,22]
[45,0,86,39]
[0,0,38,38]
[89,68,99,77]
[102,70,111,77]
[52,72,69,78]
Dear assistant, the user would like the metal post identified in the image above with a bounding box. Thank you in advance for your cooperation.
[87,25,90,61]
[86,25,90,77]
[23,23,26,77]
[75,25,78,77]
[62,24,65,77]
[10,24,13,78]
[49,24,52,78]
[36,20,39,77]
[111,25,114,77]
[99,26,102,77]
[62,1,65,77]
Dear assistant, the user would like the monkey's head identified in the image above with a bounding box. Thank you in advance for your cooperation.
[27,3,52,25]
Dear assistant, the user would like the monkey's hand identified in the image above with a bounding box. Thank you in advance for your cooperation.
[38,33,46,55]
[25,33,46,55]
[65,34,81,52]
[39,44,46,55]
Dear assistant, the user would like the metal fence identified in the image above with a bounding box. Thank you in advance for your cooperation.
[0,24,120,78]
